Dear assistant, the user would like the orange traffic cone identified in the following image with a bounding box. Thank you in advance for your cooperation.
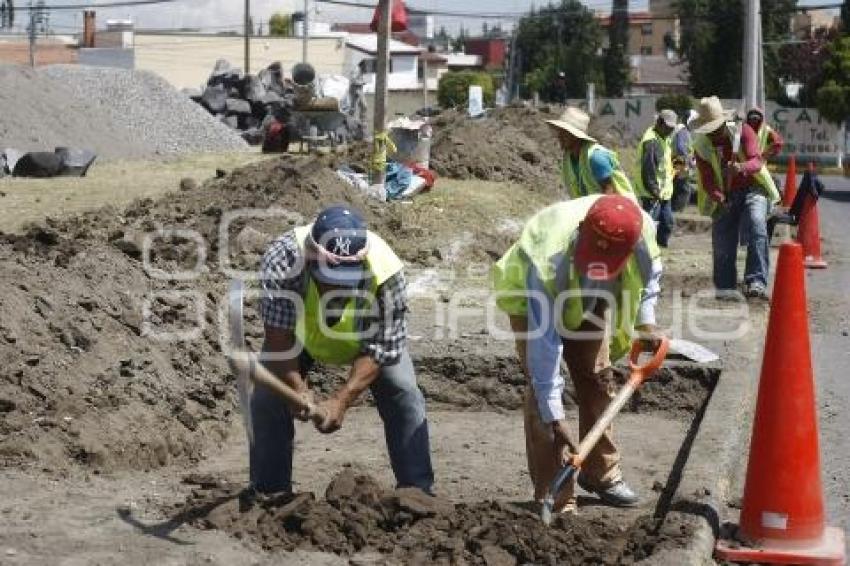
[782,155,798,207]
[797,163,828,269]
[715,242,845,564]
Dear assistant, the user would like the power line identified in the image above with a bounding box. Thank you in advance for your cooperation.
[17,0,182,11]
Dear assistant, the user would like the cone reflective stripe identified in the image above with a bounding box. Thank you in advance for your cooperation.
[797,162,828,269]
[782,154,798,207]
[715,242,845,564]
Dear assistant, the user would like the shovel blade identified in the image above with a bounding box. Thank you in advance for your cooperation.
[669,338,720,364]
[229,279,254,446]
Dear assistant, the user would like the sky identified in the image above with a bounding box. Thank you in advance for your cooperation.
[19,0,841,36]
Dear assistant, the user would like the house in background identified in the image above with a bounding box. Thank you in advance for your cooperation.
[332,22,421,47]
[628,55,688,95]
[344,33,422,93]
[444,52,483,72]
[462,37,506,71]
[419,50,448,91]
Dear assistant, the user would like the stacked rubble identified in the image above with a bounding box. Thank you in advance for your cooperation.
[187,59,365,149]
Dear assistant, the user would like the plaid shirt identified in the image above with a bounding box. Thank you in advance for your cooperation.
[259,231,408,366]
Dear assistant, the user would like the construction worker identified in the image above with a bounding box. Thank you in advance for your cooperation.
[547,107,636,200]
[670,110,696,212]
[746,107,784,161]
[492,194,663,513]
[691,96,781,300]
[255,205,434,494]
[634,110,678,247]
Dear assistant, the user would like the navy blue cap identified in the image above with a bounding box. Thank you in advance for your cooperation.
[310,206,369,287]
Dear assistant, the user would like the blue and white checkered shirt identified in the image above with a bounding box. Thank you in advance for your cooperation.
[259,231,408,366]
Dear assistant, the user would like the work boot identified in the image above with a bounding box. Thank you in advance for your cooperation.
[744,283,769,301]
[577,475,640,507]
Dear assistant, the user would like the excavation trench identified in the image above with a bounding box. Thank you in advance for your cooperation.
[171,363,721,564]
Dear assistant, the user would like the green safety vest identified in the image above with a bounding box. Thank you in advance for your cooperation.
[633,126,674,201]
[692,131,781,217]
[491,196,660,362]
[292,225,404,365]
[756,124,775,155]
[561,143,636,200]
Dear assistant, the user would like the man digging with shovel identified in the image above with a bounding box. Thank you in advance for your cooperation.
[251,205,434,495]
[492,194,664,515]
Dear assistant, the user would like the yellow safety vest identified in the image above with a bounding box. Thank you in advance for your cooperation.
[692,132,781,217]
[756,124,775,155]
[561,143,636,200]
[293,225,404,365]
[634,126,675,201]
[491,196,660,362]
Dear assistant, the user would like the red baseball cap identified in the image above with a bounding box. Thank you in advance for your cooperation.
[574,195,643,281]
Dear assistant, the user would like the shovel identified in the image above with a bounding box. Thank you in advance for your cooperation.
[227,279,327,446]
[540,336,670,526]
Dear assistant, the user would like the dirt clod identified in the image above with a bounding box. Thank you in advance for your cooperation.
[180,469,692,564]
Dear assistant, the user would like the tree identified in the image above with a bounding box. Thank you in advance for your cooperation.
[514,0,604,101]
[841,0,850,32]
[603,0,630,96]
[268,12,292,37]
[451,26,467,52]
[815,36,850,123]
[677,0,796,99]
[0,0,14,29]
[777,26,837,106]
[437,71,495,108]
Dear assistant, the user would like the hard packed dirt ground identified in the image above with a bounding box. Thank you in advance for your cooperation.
[0,108,732,564]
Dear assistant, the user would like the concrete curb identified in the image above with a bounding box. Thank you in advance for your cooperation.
[652,317,768,565]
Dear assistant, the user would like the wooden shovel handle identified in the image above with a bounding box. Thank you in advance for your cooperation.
[229,353,328,426]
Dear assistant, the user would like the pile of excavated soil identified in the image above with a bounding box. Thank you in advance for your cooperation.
[0,64,247,159]
[178,469,694,564]
[429,106,563,190]
[0,151,540,473]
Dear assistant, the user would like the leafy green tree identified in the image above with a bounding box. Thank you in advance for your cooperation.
[841,0,850,32]
[777,26,837,106]
[438,71,495,108]
[514,0,604,101]
[269,12,292,37]
[676,0,796,98]
[604,0,630,96]
[655,94,694,119]
[815,36,850,123]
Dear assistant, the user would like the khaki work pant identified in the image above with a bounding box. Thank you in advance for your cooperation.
[510,307,622,510]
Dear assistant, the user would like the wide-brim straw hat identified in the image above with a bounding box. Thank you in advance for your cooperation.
[691,96,735,134]
[545,106,597,143]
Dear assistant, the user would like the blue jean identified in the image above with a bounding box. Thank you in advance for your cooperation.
[248,348,434,494]
[641,198,674,248]
[711,188,770,290]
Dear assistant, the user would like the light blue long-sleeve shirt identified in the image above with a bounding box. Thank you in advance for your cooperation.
[525,245,662,423]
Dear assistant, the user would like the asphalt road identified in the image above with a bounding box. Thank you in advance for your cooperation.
[809,175,850,538]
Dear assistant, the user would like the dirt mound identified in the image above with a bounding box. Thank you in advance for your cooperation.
[0,152,541,473]
[178,468,693,564]
[429,107,563,191]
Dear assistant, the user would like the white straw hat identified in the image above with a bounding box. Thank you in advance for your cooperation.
[545,106,597,143]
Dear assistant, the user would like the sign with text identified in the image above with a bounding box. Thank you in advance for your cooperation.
[566,97,845,165]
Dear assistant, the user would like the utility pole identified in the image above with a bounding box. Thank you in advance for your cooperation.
[742,0,762,111]
[302,0,309,63]
[27,1,47,68]
[371,0,392,187]
[244,0,250,73]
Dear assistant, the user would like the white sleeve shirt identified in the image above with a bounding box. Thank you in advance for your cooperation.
[525,244,662,424]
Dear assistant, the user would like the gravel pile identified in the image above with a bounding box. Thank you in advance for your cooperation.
[0,64,248,159]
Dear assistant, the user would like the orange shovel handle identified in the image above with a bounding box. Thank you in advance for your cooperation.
[627,336,670,387]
